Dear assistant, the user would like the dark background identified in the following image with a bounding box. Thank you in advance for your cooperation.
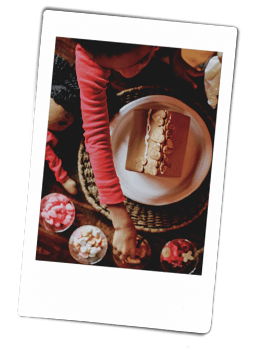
[0,0,252,352]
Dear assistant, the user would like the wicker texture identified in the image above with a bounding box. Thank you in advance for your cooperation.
[78,86,215,232]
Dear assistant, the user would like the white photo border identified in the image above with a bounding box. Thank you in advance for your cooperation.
[18,10,237,333]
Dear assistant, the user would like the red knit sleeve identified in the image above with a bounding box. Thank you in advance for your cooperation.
[75,44,125,205]
[45,131,69,184]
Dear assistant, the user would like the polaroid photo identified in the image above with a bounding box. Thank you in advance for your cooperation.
[18,10,237,333]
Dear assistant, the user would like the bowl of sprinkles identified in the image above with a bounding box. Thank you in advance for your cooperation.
[160,239,198,274]
[39,193,75,233]
[69,225,108,265]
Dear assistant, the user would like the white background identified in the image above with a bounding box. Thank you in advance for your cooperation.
[17,11,236,334]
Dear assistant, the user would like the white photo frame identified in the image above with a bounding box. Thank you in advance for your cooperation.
[18,10,237,333]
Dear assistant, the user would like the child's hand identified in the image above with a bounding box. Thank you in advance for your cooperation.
[172,49,204,89]
[108,202,137,261]
[62,178,78,195]
[112,224,137,261]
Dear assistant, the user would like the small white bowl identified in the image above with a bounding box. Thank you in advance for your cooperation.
[39,193,75,233]
[69,225,108,265]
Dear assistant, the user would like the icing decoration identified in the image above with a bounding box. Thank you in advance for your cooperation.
[141,110,176,175]
[134,157,147,172]
[148,145,161,160]
[150,127,165,143]
[161,239,195,269]
[152,110,167,126]
[160,162,168,174]
[163,139,174,154]
[144,160,158,175]
[161,247,171,258]
[182,251,194,263]
[144,109,152,159]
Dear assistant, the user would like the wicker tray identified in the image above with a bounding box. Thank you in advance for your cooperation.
[78,86,215,233]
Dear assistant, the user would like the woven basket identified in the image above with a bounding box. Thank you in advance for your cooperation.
[78,86,215,233]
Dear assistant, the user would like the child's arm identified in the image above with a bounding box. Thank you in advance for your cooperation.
[172,49,210,89]
[75,44,125,204]
[45,144,68,182]
[75,44,137,257]
[45,132,77,195]
[108,203,136,260]
[45,144,77,193]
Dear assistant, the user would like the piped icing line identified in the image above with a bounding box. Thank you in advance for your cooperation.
[144,109,174,175]
[160,111,172,174]
[144,109,152,159]
[167,112,172,126]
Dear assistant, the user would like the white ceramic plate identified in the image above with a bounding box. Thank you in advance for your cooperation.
[110,95,213,206]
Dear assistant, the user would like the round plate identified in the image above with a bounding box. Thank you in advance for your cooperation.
[110,95,212,205]
[69,225,108,265]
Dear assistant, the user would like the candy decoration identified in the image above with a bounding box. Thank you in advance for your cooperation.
[182,251,194,263]
[160,239,196,273]
[40,193,75,232]
[71,228,105,261]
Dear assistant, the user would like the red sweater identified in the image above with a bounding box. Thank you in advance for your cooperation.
[45,130,69,184]
[75,44,125,205]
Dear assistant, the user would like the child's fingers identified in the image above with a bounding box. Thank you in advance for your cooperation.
[127,246,136,259]
[112,247,120,256]
[113,245,135,261]
[182,73,198,89]
[119,253,128,262]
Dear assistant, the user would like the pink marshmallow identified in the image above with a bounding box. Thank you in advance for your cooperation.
[65,203,74,211]
[51,205,63,211]
[44,202,53,211]
[47,209,57,218]
[62,218,71,226]
[41,211,47,218]
[56,214,65,222]
[48,196,59,204]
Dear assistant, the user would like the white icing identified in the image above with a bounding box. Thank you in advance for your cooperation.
[167,112,172,125]
[161,111,171,175]
[144,109,152,159]
[144,110,171,167]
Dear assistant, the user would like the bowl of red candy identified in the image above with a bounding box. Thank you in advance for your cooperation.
[39,193,75,233]
[160,239,197,274]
